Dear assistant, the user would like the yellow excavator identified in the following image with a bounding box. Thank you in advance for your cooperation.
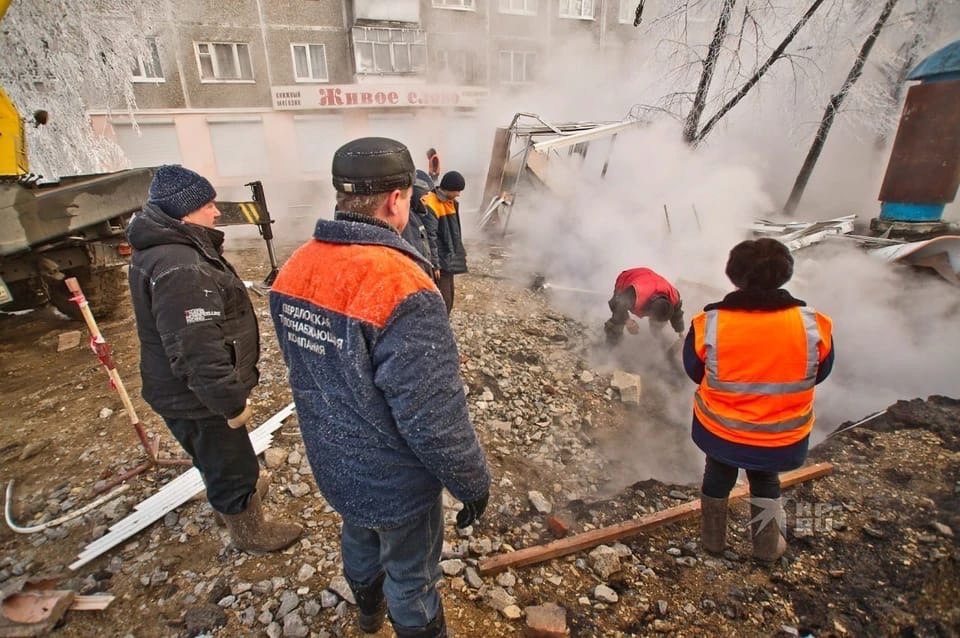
[0,0,279,318]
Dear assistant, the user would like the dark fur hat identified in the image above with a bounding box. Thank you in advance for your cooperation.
[725,238,794,290]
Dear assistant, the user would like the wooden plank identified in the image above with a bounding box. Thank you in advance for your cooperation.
[70,595,115,611]
[478,462,833,575]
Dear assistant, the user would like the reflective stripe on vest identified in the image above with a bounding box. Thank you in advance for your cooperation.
[694,393,812,433]
[702,307,821,395]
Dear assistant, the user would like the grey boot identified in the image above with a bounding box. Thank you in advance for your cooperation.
[392,605,448,638]
[213,473,271,527]
[750,497,787,562]
[352,572,387,634]
[221,492,302,553]
[700,494,728,554]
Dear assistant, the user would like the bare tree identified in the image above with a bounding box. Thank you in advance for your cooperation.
[692,0,827,144]
[682,0,737,144]
[783,0,901,216]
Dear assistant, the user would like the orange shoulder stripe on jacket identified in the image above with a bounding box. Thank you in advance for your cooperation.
[272,241,435,328]
[422,192,457,218]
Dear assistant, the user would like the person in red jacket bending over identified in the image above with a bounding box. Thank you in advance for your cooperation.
[605,267,685,346]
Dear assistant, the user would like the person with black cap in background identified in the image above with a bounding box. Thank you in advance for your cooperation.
[605,267,685,346]
[683,238,834,563]
[127,165,303,554]
[270,138,490,638]
[421,170,468,314]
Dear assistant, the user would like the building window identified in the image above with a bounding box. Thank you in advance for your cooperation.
[558,0,594,19]
[194,42,254,82]
[499,0,537,15]
[618,0,635,23]
[291,43,329,82]
[131,38,164,82]
[498,50,535,84]
[434,49,483,85]
[432,0,475,9]
[352,26,426,75]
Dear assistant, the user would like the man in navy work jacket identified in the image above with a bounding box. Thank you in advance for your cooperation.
[270,137,491,638]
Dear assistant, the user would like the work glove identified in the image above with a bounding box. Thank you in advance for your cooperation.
[456,493,489,529]
[227,402,253,429]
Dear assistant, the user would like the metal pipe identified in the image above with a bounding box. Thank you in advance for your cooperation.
[5,480,129,534]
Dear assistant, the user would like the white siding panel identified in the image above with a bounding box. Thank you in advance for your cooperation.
[293,117,343,174]
[114,123,181,167]
[209,121,269,177]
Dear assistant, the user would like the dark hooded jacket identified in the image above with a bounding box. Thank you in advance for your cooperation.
[412,169,439,270]
[400,210,435,277]
[127,203,260,420]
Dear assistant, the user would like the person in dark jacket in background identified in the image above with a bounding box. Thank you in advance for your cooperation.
[683,238,834,562]
[605,267,685,346]
[270,138,490,638]
[421,170,467,314]
[400,170,440,282]
[127,165,302,554]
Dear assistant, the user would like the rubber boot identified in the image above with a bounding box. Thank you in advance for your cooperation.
[392,605,448,638]
[221,492,302,553]
[352,572,387,633]
[750,497,787,562]
[213,473,271,528]
[700,494,728,554]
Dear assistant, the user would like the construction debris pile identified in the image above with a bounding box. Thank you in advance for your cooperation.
[0,246,957,637]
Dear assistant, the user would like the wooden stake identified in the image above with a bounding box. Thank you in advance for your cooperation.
[478,462,833,575]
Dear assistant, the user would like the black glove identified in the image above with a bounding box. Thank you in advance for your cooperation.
[455,493,489,529]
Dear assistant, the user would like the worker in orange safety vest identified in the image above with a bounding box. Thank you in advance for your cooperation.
[682,238,835,562]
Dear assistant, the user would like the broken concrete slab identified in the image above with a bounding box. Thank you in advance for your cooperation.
[17,441,49,462]
[56,331,82,352]
[610,371,641,404]
[524,602,568,637]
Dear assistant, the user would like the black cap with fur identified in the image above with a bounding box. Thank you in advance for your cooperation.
[725,238,794,290]
[332,137,415,195]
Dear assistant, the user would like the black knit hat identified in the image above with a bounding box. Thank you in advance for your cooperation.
[332,137,415,195]
[148,165,217,219]
[725,238,794,290]
[439,171,465,192]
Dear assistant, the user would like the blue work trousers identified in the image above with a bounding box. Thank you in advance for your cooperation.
[341,495,444,629]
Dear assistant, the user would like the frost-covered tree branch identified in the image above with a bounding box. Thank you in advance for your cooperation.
[0,0,163,178]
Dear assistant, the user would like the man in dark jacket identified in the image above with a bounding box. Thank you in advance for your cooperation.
[401,169,440,282]
[421,170,467,314]
[127,164,302,554]
[270,138,490,638]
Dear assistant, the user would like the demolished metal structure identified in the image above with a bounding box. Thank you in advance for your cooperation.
[477,112,644,235]
[476,112,960,286]
[70,403,296,571]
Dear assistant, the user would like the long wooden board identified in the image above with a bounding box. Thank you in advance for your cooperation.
[478,462,833,575]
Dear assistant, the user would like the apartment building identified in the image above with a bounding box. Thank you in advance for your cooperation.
[89,0,645,219]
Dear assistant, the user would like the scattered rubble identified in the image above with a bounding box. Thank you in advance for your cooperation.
[0,244,956,636]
